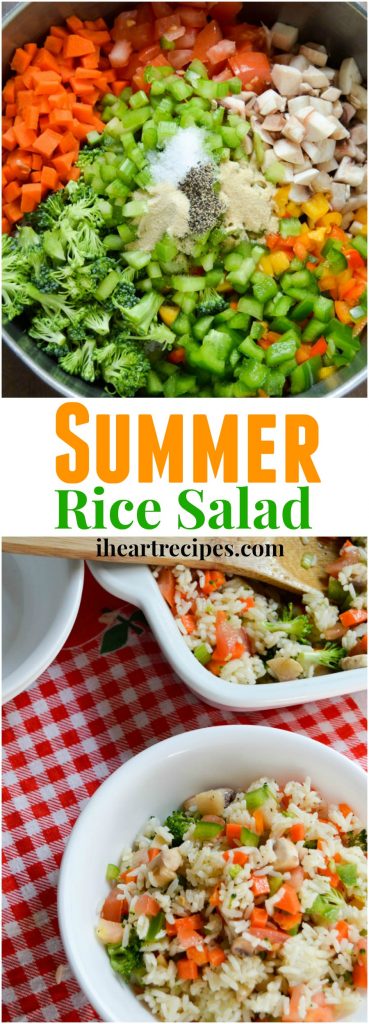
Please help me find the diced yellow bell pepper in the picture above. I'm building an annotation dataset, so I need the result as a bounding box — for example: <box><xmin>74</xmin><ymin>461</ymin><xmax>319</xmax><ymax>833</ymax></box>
<box><xmin>286</xmin><ymin>201</ymin><xmax>301</xmax><ymax>216</ymax></box>
<box><xmin>274</xmin><ymin>185</ymin><xmax>290</xmax><ymax>213</ymax></box>
<box><xmin>300</xmin><ymin>223</ymin><xmax>309</xmax><ymax>234</ymax></box>
<box><xmin>318</xmin><ymin>366</ymin><xmax>335</xmax><ymax>380</ymax></box>
<box><xmin>302</xmin><ymin>194</ymin><xmax>330</xmax><ymax>223</ymax></box>
<box><xmin>317</xmin><ymin>212</ymin><xmax>342</xmax><ymax>227</ymax></box>
<box><xmin>270</xmin><ymin>250</ymin><xmax>290</xmax><ymax>275</ymax></box>
<box><xmin>217</xmin><ymin>281</ymin><xmax>233</xmax><ymax>292</ymax></box>
<box><xmin>258</xmin><ymin>254</ymin><xmax>275</xmax><ymax>276</ymax></box>
<box><xmin>356</xmin><ymin>206</ymin><xmax>367</xmax><ymax>225</ymax></box>
<box><xmin>159</xmin><ymin>304</ymin><xmax>179</xmax><ymax>327</ymax></box>
<box><xmin>307</xmin><ymin>227</ymin><xmax>327</xmax><ymax>245</ymax></box>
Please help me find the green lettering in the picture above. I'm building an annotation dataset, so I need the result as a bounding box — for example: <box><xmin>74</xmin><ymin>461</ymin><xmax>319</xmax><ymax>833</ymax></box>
<box><xmin>56</xmin><ymin>489</ymin><xmax>89</xmax><ymax>529</ymax></box>
<box><xmin>177</xmin><ymin>489</ymin><xmax>205</xmax><ymax>530</ymax></box>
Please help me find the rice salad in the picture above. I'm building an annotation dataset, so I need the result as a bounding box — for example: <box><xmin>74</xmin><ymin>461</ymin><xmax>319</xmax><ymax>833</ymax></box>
<box><xmin>96</xmin><ymin>777</ymin><xmax>367</xmax><ymax>1022</ymax></box>
<box><xmin>153</xmin><ymin>539</ymin><xmax>367</xmax><ymax>686</ymax></box>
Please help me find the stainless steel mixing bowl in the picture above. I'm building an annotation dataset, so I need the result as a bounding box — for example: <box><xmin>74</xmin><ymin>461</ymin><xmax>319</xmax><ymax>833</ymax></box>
<box><xmin>2</xmin><ymin>2</ymin><xmax>367</xmax><ymax>398</ymax></box>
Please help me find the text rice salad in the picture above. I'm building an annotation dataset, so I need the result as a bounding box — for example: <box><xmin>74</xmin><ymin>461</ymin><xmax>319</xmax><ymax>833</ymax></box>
<box><xmin>96</xmin><ymin>777</ymin><xmax>367</xmax><ymax>1022</ymax></box>
<box><xmin>153</xmin><ymin>539</ymin><xmax>367</xmax><ymax>686</ymax></box>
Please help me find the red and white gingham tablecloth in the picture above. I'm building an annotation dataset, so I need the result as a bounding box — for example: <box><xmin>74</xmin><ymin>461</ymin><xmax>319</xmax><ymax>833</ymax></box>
<box><xmin>2</xmin><ymin>566</ymin><xmax>367</xmax><ymax>1022</ymax></box>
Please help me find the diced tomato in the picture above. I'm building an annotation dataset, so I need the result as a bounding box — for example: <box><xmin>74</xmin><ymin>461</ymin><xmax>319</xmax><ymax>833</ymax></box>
<box><xmin>109</xmin><ymin>39</ymin><xmax>132</xmax><ymax>68</ymax></box>
<box><xmin>125</xmin><ymin>21</ymin><xmax>155</xmax><ymax>50</ymax></box>
<box><xmin>249</xmin><ymin>925</ymin><xmax>288</xmax><ymax>944</ymax></box>
<box><xmin>168</xmin><ymin>48</ymin><xmax>193</xmax><ymax>69</ymax></box>
<box><xmin>207</xmin><ymin>39</ymin><xmax>236</xmax><ymax>66</ymax></box>
<box><xmin>326</xmin><ymin>546</ymin><xmax>361</xmax><ymax>577</ymax></box>
<box><xmin>212</xmin><ymin>611</ymin><xmax>246</xmax><ymax>663</ymax></box>
<box><xmin>175</xmin><ymin>28</ymin><xmax>196</xmax><ymax>49</ymax></box>
<box><xmin>101</xmin><ymin>889</ymin><xmax>128</xmax><ymax>922</ymax></box>
<box><xmin>192</xmin><ymin>20</ymin><xmax>223</xmax><ymax>61</ymax></box>
<box><xmin>157</xmin><ymin>567</ymin><xmax>176</xmax><ymax>612</ymax></box>
<box><xmin>177</xmin><ymin>929</ymin><xmax>205</xmax><ymax>950</ymax></box>
<box><xmin>210</xmin><ymin>3</ymin><xmax>243</xmax><ymax>23</ymax></box>
<box><xmin>251</xmin><ymin>875</ymin><xmax>270</xmax><ymax>898</ymax></box>
<box><xmin>176</xmin><ymin>5</ymin><xmax>207</xmax><ymax>28</ymax></box>
<box><xmin>154</xmin><ymin>13</ymin><xmax>182</xmax><ymax>39</ymax></box>
<box><xmin>135</xmin><ymin>894</ymin><xmax>161</xmax><ymax>917</ymax></box>
<box><xmin>351</xmin><ymin>634</ymin><xmax>367</xmax><ymax>656</ymax></box>
<box><xmin>229</xmin><ymin>49</ymin><xmax>271</xmax><ymax>90</ymax></box>
<box><xmin>345</xmin><ymin>248</ymin><xmax>366</xmax><ymax>271</ymax></box>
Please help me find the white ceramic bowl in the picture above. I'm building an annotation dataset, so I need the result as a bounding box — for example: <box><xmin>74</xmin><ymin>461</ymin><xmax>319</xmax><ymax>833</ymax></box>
<box><xmin>2</xmin><ymin>553</ymin><xmax>84</xmax><ymax>703</ymax></box>
<box><xmin>88</xmin><ymin>563</ymin><xmax>366</xmax><ymax>712</ymax></box>
<box><xmin>58</xmin><ymin>725</ymin><xmax>367</xmax><ymax>1023</ymax></box>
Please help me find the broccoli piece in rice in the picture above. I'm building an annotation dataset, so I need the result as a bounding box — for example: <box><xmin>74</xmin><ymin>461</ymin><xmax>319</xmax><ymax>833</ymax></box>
<box><xmin>343</xmin><ymin>829</ymin><xmax>367</xmax><ymax>852</ymax></box>
<box><xmin>164</xmin><ymin>809</ymin><xmax>196</xmax><ymax>847</ymax></box>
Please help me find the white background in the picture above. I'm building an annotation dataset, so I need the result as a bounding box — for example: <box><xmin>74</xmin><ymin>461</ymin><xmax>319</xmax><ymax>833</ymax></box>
<box><xmin>1</xmin><ymin>397</ymin><xmax>368</xmax><ymax>536</ymax></box>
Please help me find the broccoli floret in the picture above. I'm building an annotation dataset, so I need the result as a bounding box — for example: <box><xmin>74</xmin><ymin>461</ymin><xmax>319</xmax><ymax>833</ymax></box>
<box><xmin>266</xmin><ymin>604</ymin><xmax>312</xmax><ymax>643</ymax></box>
<box><xmin>146</xmin><ymin>323</ymin><xmax>175</xmax><ymax>349</ymax></box>
<box><xmin>107</xmin><ymin>928</ymin><xmax>143</xmax><ymax>981</ymax></box>
<box><xmin>297</xmin><ymin>643</ymin><xmax>344</xmax><ymax>672</ymax></box>
<box><xmin>2</xmin><ymin>235</ymin><xmax>34</xmax><ymax>322</ymax></box>
<box><xmin>88</xmin><ymin>257</ymin><xmax>117</xmax><ymax>284</ymax></box>
<box><xmin>25</xmin><ymin>189</ymin><xmax>67</xmax><ymax>231</ymax></box>
<box><xmin>29</xmin><ymin>314</ymin><xmax>68</xmax><ymax>347</ymax></box>
<box><xmin>120</xmin><ymin>291</ymin><xmax>162</xmax><ymax>334</ymax></box>
<box><xmin>196</xmin><ymin>289</ymin><xmax>228</xmax><ymax>317</ymax></box>
<box><xmin>164</xmin><ymin>809</ymin><xmax>196</xmax><ymax>846</ymax></box>
<box><xmin>83</xmin><ymin>306</ymin><xmax>112</xmax><ymax>336</ymax></box>
<box><xmin>100</xmin><ymin>339</ymin><xmax>150</xmax><ymax>396</ymax></box>
<box><xmin>111</xmin><ymin>280</ymin><xmax>138</xmax><ymax>312</ymax></box>
<box><xmin>59</xmin><ymin>347</ymin><xmax>84</xmax><ymax>377</ymax></box>
<box><xmin>343</xmin><ymin>829</ymin><xmax>367</xmax><ymax>852</ymax></box>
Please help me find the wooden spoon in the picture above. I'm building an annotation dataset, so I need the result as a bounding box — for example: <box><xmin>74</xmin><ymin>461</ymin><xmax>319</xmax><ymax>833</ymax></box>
<box><xmin>2</xmin><ymin>537</ymin><xmax>342</xmax><ymax>594</ymax></box>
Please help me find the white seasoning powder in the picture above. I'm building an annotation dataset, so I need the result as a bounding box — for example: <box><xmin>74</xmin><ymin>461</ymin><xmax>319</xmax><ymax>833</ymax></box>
<box><xmin>148</xmin><ymin>126</ymin><xmax>211</xmax><ymax>186</ymax></box>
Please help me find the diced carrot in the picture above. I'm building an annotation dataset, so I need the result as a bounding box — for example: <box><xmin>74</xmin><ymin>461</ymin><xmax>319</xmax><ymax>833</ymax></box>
<box><xmin>166</xmin><ymin>920</ymin><xmax>177</xmax><ymax>936</ymax></box>
<box><xmin>147</xmin><ymin>847</ymin><xmax>160</xmax><ymax>862</ymax></box>
<box><xmin>52</xmin><ymin>151</ymin><xmax>78</xmax><ymax>179</ymax></box>
<box><xmin>250</xmin><ymin>907</ymin><xmax>268</xmax><ymax>928</ymax></box>
<box><xmin>177</xmin><ymin>929</ymin><xmax>204</xmax><ymax>951</ymax></box>
<box><xmin>226</xmin><ymin>823</ymin><xmax>242</xmax><ymax>841</ymax></box>
<box><xmin>2</xmin><ymin>128</ymin><xmax>17</xmax><ymax>151</ymax></box>
<box><xmin>49</xmin><ymin>25</ymin><xmax>69</xmax><ymax>39</ymax></box>
<box><xmin>157</xmin><ymin>568</ymin><xmax>176</xmax><ymax>612</ymax></box>
<box><xmin>253</xmin><ymin>809</ymin><xmax>264</xmax><ymax>835</ymax></box>
<box><xmin>187</xmin><ymin>945</ymin><xmax>208</xmax><ymax>965</ymax></box>
<box><xmin>66</xmin><ymin>15</ymin><xmax>84</xmax><ymax>32</ymax></box>
<box><xmin>13</xmin><ymin>123</ymin><xmax>37</xmax><ymax>148</ymax></box>
<box><xmin>339</xmin><ymin>609</ymin><xmax>367</xmax><ymax>629</ymax></box>
<box><xmin>275</xmin><ymin>884</ymin><xmax>301</xmax><ymax>916</ymax></box>
<box><xmin>3</xmin><ymin>79</ymin><xmax>16</xmax><ymax>104</ymax></box>
<box><xmin>251</xmin><ymin>875</ymin><xmax>270</xmax><ymax>897</ymax></box>
<box><xmin>2</xmin><ymin>216</ymin><xmax>11</xmax><ymax>234</ymax></box>
<box><xmin>177</xmin><ymin>959</ymin><xmax>198</xmax><ymax>981</ymax></box>
<box><xmin>57</xmin><ymin>130</ymin><xmax>80</xmax><ymax>153</ymax></box>
<box><xmin>40</xmin><ymin>165</ymin><xmax>59</xmax><ymax>189</ymax></box>
<box><xmin>63</xmin><ymin>35</ymin><xmax>96</xmax><ymax>58</ymax></box>
<box><xmin>353</xmin><ymin>960</ymin><xmax>367</xmax><ymax>988</ymax></box>
<box><xmin>273</xmin><ymin>910</ymin><xmax>302</xmax><ymax>932</ymax></box>
<box><xmin>289</xmin><ymin>823</ymin><xmax>305</xmax><ymax>843</ymax></box>
<box><xmin>233</xmin><ymin>850</ymin><xmax>248</xmax><ymax>867</ymax></box>
<box><xmin>339</xmin><ymin>803</ymin><xmax>353</xmax><ymax>817</ymax></box>
<box><xmin>5</xmin><ymin>103</ymin><xmax>17</xmax><ymax>117</ymax></box>
<box><xmin>207</xmin><ymin>946</ymin><xmax>226</xmax><ymax>967</ymax></box>
<box><xmin>3</xmin><ymin>181</ymin><xmax>22</xmax><ymax>203</ymax></box>
<box><xmin>23</xmin><ymin>106</ymin><xmax>39</xmax><ymax>130</ymax></box>
<box><xmin>44</xmin><ymin>35</ymin><xmax>64</xmax><ymax>56</ymax></box>
<box><xmin>30</xmin><ymin>171</ymin><xmax>42</xmax><ymax>182</ymax></box>
<box><xmin>209</xmin><ymin>884</ymin><xmax>221</xmax><ymax>907</ymax></box>
<box><xmin>335</xmin><ymin>920</ymin><xmax>349</xmax><ymax>940</ymax></box>
<box><xmin>49</xmin><ymin>109</ymin><xmax>74</xmax><ymax>126</ymax></box>
<box><xmin>33</xmin><ymin>128</ymin><xmax>61</xmax><ymax>157</ymax></box>
<box><xmin>201</xmin><ymin>570</ymin><xmax>226</xmax><ymax>595</ymax></box>
<box><xmin>20</xmin><ymin>182</ymin><xmax>42</xmax><ymax>212</ymax></box>
<box><xmin>10</xmin><ymin>48</ymin><xmax>32</xmax><ymax>74</ymax></box>
<box><xmin>174</xmin><ymin>915</ymin><xmax>203</xmax><ymax>934</ymax></box>
<box><xmin>3</xmin><ymin>201</ymin><xmax>23</xmax><ymax>223</ymax></box>
<box><xmin>134</xmin><ymin>894</ymin><xmax>160</xmax><ymax>917</ymax></box>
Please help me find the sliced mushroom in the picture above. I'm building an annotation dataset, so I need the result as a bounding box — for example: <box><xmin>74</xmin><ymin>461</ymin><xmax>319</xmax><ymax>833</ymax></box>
<box><xmin>96</xmin><ymin>918</ymin><xmax>124</xmax><ymax>945</ymax></box>
<box><xmin>271</xmin><ymin>64</ymin><xmax>303</xmax><ymax>98</ymax></box>
<box><xmin>289</xmin><ymin>183</ymin><xmax>311</xmax><ymax>202</ymax></box>
<box><xmin>271</xmin><ymin>22</ymin><xmax>299</xmax><ymax>52</ymax></box>
<box><xmin>350</xmin><ymin>123</ymin><xmax>367</xmax><ymax>145</ymax></box>
<box><xmin>232</xmin><ymin>936</ymin><xmax>258</xmax><ymax>956</ymax></box>
<box><xmin>341</xmin><ymin>102</ymin><xmax>357</xmax><ymax>125</ymax></box>
<box><xmin>321</xmin><ymin>87</ymin><xmax>342</xmax><ymax>102</ymax></box>
<box><xmin>335</xmin><ymin>157</ymin><xmax>366</xmax><ymax>186</ymax></box>
<box><xmin>300</xmin><ymin>44</ymin><xmax>328</xmax><ymax>68</ymax></box>
<box><xmin>293</xmin><ymin>167</ymin><xmax>320</xmax><ymax>185</ymax></box>
<box><xmin>349</xmin><ymin>83</ymin><xmax>368</xmax><ymax>110</ymax></box>
<box><xmin>255</xmin><ymin>88</ymin><xmax>287</xmax><ymax>116</ymax></box>
<box><xmin>341</xmin><ymin>654</ymin><xmax>367</xmax><ymax>671</ymax></box>
<box><xmin>149</xmin><ymin>847</ymin><xmax>183</xmax><ymax>888</ymax></box>
<box><xmin>304</xmin><ymin>110</ymin><xmax>337</xmax><ymax>142</ymax></box>
<box><xmin>338</xmin><ymin>57</ymin><xmax>362</xmax><ymax>96</ymax></box>
<box><xmin>303</xmin><ymin>138</ymin><xmax>336</xmax><ymax>163</ymax></box>
<box><xmin>282</xmin><ymin>116</ymin><xmax>305</xmax><ymax>144</ymax></box>
<box><xmin>329</xmin><ymin>182</ymin><xmax>350</xmax><ymax>210</ymax></box>
<box><xmin>271</xmin><ymin>837</ymin><xmax>300</xmax><ymax>871</ymax></box>
<box><xmin>263</xmin><ymin>113</ymin><xmax>287</xmax><ymax>133</ymax></box>
<box><xmin>183</xmin><ymin>788</ymin><xmax>235</xmax><ymax>817</ymax></box>
<box><xmin>318</xmin><ymin>158</ymin><xmax>339</xmax><ymax>173</ymax></box>
<box><xmin>303</xmin><ymin>67</ymin><xmax>330</xmax><ymax>90</ymax></box>
<box><xmin>274</xmin><ymin>139</ymin><xmax>305</xmax><ymax>164</ymax></box>
<box><xmin>290</xmin><ymin>55</ymin><xmax>310</xmax><ymax>72</ymax></box>
<box><xmin>267</xmin><ymin>656</ymin><xmax>304</xmax><ymax>682</ymax></box>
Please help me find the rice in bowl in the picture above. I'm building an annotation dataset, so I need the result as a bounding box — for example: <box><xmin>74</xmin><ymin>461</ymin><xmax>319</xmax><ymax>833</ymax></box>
<box><xmin>152</xmin><ymin>540</ymin><xmax>367</xmax><ymax>687</ymax></box>
<box><xmin>96</xmin><ymin>777</ymin><xmax>367</xmax><ymax>1022</ymax></box>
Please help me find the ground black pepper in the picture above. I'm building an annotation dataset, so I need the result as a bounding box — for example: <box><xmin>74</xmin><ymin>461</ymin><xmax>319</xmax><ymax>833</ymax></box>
<box><xmin>178</xmin><ymin>162</ymin><xmax>223</xmax><ymax>235</ymax></box>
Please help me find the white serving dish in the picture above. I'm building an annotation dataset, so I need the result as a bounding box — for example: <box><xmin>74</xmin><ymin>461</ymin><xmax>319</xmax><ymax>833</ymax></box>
<box><xmin>58</xmin><ymin>724</ymin><xmax>367</xmax><ymax>1024</ymax></box>
<box><xmin>2</xmin><ymin>553</ymin><xmax>84</xmax><ymax>703</ymax></box>
<box><xmin>88</xmin><ymin>563</ymin><xmax>366</xmax><ymax>712</ymax></box>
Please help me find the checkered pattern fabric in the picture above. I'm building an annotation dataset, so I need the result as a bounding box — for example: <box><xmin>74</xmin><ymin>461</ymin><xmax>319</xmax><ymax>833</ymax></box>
<box><xmin>2</xmin><ymin>567</ymin><xmax>367</xmax><ymax>1022</ymax></box>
